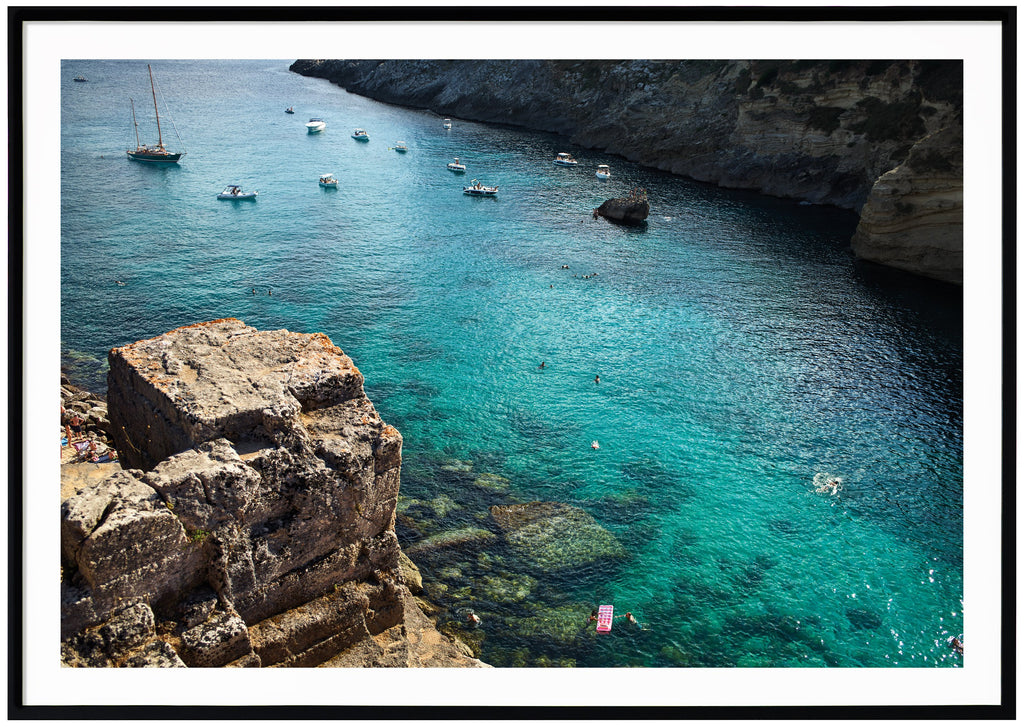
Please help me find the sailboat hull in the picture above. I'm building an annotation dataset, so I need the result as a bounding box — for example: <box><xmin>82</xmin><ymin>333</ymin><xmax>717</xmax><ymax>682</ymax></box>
<box><xmin>127</xmin><ymin>149</ymin><xmax>184</xmax><ymax>163</ymax></box>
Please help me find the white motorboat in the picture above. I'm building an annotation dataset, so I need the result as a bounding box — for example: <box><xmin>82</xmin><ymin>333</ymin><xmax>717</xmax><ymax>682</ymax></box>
<box><xmin>463</xmin><ymin>179</ymin><xmax>498</xmax><ymax>196</ymax></box>
<box><xmin>447</xmin><ymin>157</ymin><xmax>466</xmax><ymax>173</ymax></box>
<box><xmin>319</xmin><ymin>173</ymin><xmax>339</xmax><ymax>188</ymax></box>
<box><xmin>393</xmin><ymin>141</ymin><xmax>409</xmax><ymax>153</ymax></box>
<box><xmin>305</xmin><ymin>118</ymin><xmax>326</xmax><ymax>133</ymax></box>
<box><xmin>553</xmin><ymin>152</ymin><xmax>578</xmax><ymax>167</ymax></box>
<box><xmin>217</xmin><ymin>184</ymin><xmax>258</xmax><ymax>200</ymax></box>
<box><xmin>443</xmin><ymin>118</ymin><xmax>452</xmax><ymax>129</ymax></box>
<box><xmin>595</xmin><ymin>164</ymin><xmax>611</xmax><ymax>179</ymax></box>
<box><xmin>351</xmin><ymin>128</ymin><xmax>369</xmax><ymax>141</ymax></box>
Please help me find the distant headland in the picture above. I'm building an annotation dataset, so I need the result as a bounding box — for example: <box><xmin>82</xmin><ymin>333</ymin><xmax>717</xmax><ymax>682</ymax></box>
<box><xmin>290</xmin><ymin>59</ymin><xmax>963</xmax><ymax>285</ymax></box>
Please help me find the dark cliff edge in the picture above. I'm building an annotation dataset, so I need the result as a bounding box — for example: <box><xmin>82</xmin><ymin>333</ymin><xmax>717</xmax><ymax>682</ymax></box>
<box><xmin>290</xmin><ymin>59</ymin><xmax>963</xmax><ymax>285</ymax></box>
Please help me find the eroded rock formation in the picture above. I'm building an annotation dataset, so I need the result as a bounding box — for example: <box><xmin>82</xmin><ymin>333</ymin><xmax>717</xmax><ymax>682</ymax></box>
<box><xmin>595</xmin><ymin>189</ymin><xmax>650</xmax><ymax>226</ymax></box>
<box><xmin>851</xmin><ymin>124</ymin><xmax>963</xmax><ymax>284</ymax></box>
<box><xmin>290</xmin><ymin>59</ymin><xmax>963</xmax><ymax>283</ymax></box>
<box><xmin>61</xmin><ymin>319</ymin><xmax>487</xmax><ymax>668</ymax></box>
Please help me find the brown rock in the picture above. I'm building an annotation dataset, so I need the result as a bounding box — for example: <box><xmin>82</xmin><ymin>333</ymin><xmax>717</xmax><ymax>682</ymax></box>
<box><xmin>62</xmin><ymin>320</ymin><xmax>482</xmax><ymax>668</ymax></box>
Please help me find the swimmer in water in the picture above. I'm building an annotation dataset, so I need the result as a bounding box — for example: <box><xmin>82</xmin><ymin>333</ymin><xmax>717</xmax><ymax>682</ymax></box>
<box><xmin>591</xmin><ymin>441</ymin><xmax>600</xmax><ymax>450</ymax></box>
<box><xmin>539</xmin><ymin>362</ymin><xmax>546</xmax><ymax>369</ymax></box>
<box><xmin>815</xmin><ymin>475</ymin><xmax>842</xmax><ymax>495</ymax></box>
<box><xmin>467</xmin><ymin>611</ymin><xmax>482</xmax><ymax>627</ymax></box>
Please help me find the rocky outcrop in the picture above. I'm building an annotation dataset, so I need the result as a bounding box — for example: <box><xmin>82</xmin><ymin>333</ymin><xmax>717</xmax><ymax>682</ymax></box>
<box><xmin>61</xmin><ymin>319</ymin><xmax>486</xmax><ymax>668</ymax></box>
<box><xmin>595</xmin><ymin>189</ymin><xmax>650</xmax><ymax>226</ymax></box>
<box><xmin>290</xmin><ymin>59</ymin><xmax>963</xmax><ymax>283</ymax></box>
<box><xmin>61</xmin><ymin>373</ymin><xmax>112</xmax><ymax>443</ymax></box>
<box><xmin>851</xmin><ymin>123</ymin><xmax>963</xmax><ymax>284</ymax></box>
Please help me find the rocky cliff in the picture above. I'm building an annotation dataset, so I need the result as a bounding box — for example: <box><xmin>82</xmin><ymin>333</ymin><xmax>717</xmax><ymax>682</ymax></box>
<box><xmin>61</xmin><ymin>319</ymin><xmax>487</xmax><ymax>668</ymax></box>
<box><xmin>290</xmin><ymin>59</ymin><xmax>963</xmax><ymax>284</ymax></box>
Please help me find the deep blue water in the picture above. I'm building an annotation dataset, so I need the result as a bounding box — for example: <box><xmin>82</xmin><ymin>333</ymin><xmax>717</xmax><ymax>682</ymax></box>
<box><xmin>61</xmin><ymin>59</ymin><xmax>963</xmax><ymax>668</ymax></box>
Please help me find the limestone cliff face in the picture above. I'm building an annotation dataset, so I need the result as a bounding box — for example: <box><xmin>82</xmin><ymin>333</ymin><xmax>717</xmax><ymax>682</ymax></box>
<box><xmin>851</xmin><ymin>124</ymin><xmax>963</xmax><ymax>284</ymax></box>
<box><xmin>290</xmin><ymin>59</ymin><xmax>963</xmax><ymax>283</ymax></box>
<box><xmin>61</xmin><ymin>319</ymin><xmax>486</xmax><ymax>668</ymax></box>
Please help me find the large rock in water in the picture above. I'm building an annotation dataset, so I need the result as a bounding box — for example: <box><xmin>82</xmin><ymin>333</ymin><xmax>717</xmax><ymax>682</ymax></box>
<box><xmin>62</xmin><ymin>319</ymin><xmax>486</xmax><ymax>668</ymax></box>
<box><xmin>596</xmin><ymin>194</ymin><xmax>650</xmax><ymax>226</ymax></box>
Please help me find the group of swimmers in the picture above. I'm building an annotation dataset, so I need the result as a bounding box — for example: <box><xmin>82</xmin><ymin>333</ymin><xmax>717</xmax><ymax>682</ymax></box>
<box><xmin>588</xmin><ymin>609</ymin><xmax>644</xmax><ymax>629</ymax></box>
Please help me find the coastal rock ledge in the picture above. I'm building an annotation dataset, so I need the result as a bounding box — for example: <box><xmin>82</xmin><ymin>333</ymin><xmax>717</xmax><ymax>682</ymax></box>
<box><xmin>61</xmin><ymin>318</ymin><xmax>488</xmax><ymax>668</ymax></box>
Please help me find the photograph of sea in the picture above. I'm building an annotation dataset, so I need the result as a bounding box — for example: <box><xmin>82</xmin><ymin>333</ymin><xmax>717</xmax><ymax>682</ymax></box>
<box><xmin>56</xmin><ymin>57</ymin><xmax>967</xmax><ymax>673</ymax></box>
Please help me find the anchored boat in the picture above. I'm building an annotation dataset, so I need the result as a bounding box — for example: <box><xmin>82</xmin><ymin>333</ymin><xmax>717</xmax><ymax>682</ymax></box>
<box><xmin>463</xmin><ymin>179</ymin><xmax>498</xmax><ymax>196</ymax></box>
<box><xmin>553</xmin><ymin>152</ymin><xmax>578</xmax><ymax>167</ymax></box>
<box><xmin>217</xmin><ymin>185</ymin><xmax>258</xmax><ymax>200</ymax></box>
<box><xmin>319</xmin><ymin>173</ymin><xmax>339</xmax><ymax>188</ymax></box>
<box><xmin>351</xmin><ymin>128</ymin><xmax>369</xmax><ymax>141</ymax></box>
<box><xmin>447</xmin><ymin>157</ymin><xmax>467</xmax><ymax>173</ymax></box>
<box><xmin>305</xmin><ymin>118</ymin><xmax>326</xmax><ymax>133</ymax></box>
<box><xmin>126</xmin><ymin>64</ymin><xmax>185</xmax><ymax>164</ymax></box>
<box><xmin>596</xmin><ymin>164</ymin><xmax>611</xmax><ymax>179</ymax></box>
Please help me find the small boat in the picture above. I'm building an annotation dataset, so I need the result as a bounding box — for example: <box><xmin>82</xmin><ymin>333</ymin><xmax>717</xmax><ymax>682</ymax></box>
<box><xmin>595</xmin><ymin>164</ymin><xmax>611</xmax><ymax>179</ymax></box>
<box><xmin>443</xmin><ymin>118</ymin><xmax>452</xmax><ymax>129</ymax></box>
<box><xmin>463</xmin><ymin>179</ymin><xmax>498</xmax><ymax>196</ymax></box>
<box><xmin>447</xmin><ymin>157</ymin><xmax>466</xmax><ymax>173</ymax></box>
<box><xmin>393</xmin><ymin>141</ymin><xmax>409</xmax><ymax>153</ymax></box>
<box><xmin>305</xmin><ymin>118</ymin><xmax>326</xmax><ymax>133</ymax></box>
<box><xmin>285</xmin><ymin>106</ymin><xmax>295</xmax><ymax>114</ymax></box>
<box><xmin>73</xmin><ymin>75</ymin><xmax>88</xmax><ymax>82</ymax></box>
<box><xmin>319</xmin><ymin>173</ymin><xmax>339</xmax><ymax>188</ymax></box>
<box><xmin>351</xmin><ymin>128</ymin><xmax>369</xmax><ymax>141</ymax></box>
<box><xmin>127</xmin><ymin>64</ymin><xmax>185</xmax><ymax>164</ymax></box>
<box><xmin>217</xmin><ymin>184</ymin><xmax>258</xmax><ymax>200</ymax></box>
<box><xmin>553</xmin><ymin>152</ymin><xmax>578</xmax><ymax>167</ymax></box>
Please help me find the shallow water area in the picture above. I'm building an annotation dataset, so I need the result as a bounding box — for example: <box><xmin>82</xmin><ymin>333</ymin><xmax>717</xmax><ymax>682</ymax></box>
<box><xmin>60</xmin><ymin>60</ymin><xmax>963</xmax><ymax>668</ymax></box>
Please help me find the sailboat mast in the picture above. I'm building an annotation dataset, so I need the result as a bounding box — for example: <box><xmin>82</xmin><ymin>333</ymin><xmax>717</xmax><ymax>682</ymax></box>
<box><xmin>130</xmin><ymin>98</ymin><xmax>141</xmax><ymax>148</ymax></box>
<box><xmin>148</xmin><ymin>64</ymin><xmax>165</xmax><ymax>150</ymax></box>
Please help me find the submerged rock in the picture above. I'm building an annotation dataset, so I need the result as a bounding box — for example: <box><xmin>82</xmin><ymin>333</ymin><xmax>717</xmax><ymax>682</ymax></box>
<box><xmin>473</xmin><ymin>472</ymin><xmax>511</xmax><ymax>493</ymax></box>
<box><xmin>404</xmin><ymin>526</ymin><xmax>498</xmax><ymax>557</ymax></box>
<box><xmin>489</xmin><ymin>502</ymin><xmax>626</xmax><ymax>572</ymax></box>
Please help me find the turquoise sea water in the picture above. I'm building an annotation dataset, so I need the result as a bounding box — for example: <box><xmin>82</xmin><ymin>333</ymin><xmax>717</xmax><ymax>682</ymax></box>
<box><xmin>60</xmin><ymin>59</ymin><xmax>963</xmax><ymax>668</ymax></box>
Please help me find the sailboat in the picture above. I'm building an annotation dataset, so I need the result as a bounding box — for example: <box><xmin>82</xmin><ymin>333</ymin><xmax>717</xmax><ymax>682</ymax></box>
<box><xmin>127</xmin><ymin>64</ymin><xmax>185</xmax><ymax>163</ymax></box>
